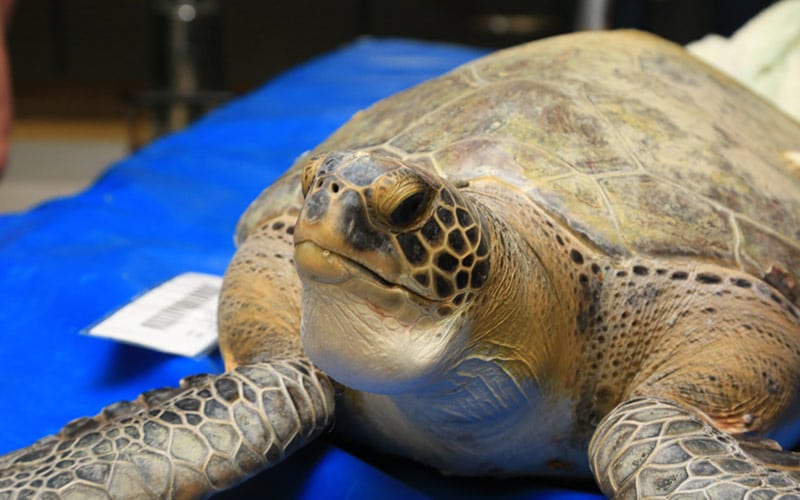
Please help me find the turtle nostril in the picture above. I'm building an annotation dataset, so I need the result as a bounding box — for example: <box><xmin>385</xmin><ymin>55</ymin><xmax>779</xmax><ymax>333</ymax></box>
<box><xmin>331</xmin><ymin>182</ymin><xmax>340</xmax><ymax>193</ymax></box>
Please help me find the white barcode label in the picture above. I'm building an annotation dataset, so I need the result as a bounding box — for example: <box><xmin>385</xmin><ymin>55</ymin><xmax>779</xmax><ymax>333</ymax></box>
<box><xmin>86</xmin><ymin>272</ymin><xmax>223</xmax><ymax>357</ymax></box>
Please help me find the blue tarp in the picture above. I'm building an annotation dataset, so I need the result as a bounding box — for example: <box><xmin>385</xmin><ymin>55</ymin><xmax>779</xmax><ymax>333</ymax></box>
<box><xmin>0</xmin><ymin>38</ymin><xmax>603</xmax><ymax>498</ymax></box>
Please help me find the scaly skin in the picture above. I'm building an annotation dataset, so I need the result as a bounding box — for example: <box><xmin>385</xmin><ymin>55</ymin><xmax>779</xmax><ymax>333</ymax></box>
<box><xmin>590</xmin><ymin>398</ymin><xmax>800</xmax><ymax>499</ymax></box>
<box><xmin>0</xmin><ymin>360</ymin><xmax>334</xmax><ymax>499</ymax></box>
<box><xmin>0</xmin><ymin>211</ymin><xmax>333</xmax><ymax>499</ymax></box>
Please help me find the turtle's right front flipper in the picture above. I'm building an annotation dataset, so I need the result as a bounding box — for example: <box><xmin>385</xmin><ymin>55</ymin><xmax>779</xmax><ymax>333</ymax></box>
<box><xmin>0</xmin><ymin>358</ymin><xmax>334</xmax><ymax>498</ymax></box>
<box><xmin>0</xmin><ymin>207</ymin><xmax>334</xmax><ymax>499</ymax></box>
<box><xmin>589</xmin><ymin>397</ymin><xmax>800</xmax><ymax>499</ymax></box>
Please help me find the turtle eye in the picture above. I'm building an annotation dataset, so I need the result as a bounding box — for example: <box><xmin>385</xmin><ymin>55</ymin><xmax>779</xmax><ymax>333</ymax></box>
<box><xmin>301</xmin><ymin>153</ymin><xmax>327</xmax><ymax>197</ymax></box>
<box><xmin>389</xmin><ymin>192</ymin><xmax>428</xmax><ymax>227</ymax></box>
<box><xmin>375</xmin><ymin>172</ymin><xmax>431</xmax><ymax>229</ymax></box>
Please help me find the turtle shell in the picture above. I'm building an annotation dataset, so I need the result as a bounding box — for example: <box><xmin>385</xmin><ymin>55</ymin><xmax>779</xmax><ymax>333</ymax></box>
<box><xmin>239</xmin><ymin>31</ymin><xmax>800</xmax><ymax>292</ymax></box>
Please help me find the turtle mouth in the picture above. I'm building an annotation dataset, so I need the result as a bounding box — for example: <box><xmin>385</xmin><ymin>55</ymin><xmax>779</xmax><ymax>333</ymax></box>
<box><xmin>295</xmin><ymin>241</ymin><xmax>430</xmax><ymax>301</ymax></box>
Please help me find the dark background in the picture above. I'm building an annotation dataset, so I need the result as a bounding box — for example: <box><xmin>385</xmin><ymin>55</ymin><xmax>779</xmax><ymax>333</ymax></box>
<box><xmin>7</xmin><ymin>0</ymin><xmax>777</xmax><ymax>124</ymax></box>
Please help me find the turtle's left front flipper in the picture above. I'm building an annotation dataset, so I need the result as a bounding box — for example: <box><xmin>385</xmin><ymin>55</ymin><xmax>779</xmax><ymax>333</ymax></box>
<box><xmin>589</xmin><ymin>397</ymin><xmax>800</xmax><ymax>499</ymax></box>
<box><xmin>0</xmin><ymin>358</ymin><xmax>334</xmax><ymax>499</ymax></box>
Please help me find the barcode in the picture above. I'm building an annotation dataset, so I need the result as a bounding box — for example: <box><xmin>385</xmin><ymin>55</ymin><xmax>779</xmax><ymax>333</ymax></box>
<box><xmin>142</xmin><ymin>284</ymin><xmax>219</xmax><ymax>330</ymax></box>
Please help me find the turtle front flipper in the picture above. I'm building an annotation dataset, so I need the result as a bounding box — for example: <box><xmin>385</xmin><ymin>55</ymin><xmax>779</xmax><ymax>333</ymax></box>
<box><xmin>0</xmin><ymin>207</ymin><xmax>334</xmax><ymax>498</ymax></box>
<box><xmin>589</xmin><ymin>398</ymin><xmax>800</xmax><ymax>499</ymax></box>
<box><xmin>0</xmin><ymin>358</ymin><xmax>334</xmax><ymax>498</ymax></box>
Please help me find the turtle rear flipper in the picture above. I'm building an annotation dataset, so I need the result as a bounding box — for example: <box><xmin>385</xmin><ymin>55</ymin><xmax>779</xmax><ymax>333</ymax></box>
<box><xmin>589</xmin><ymin>398</ymin><xmax>800</xmax><ymax>499</ymax></box>
<box><xmin>0</xmin><ymin>359</ymin><xmax>334</xmax><ymax>498</ymax></box>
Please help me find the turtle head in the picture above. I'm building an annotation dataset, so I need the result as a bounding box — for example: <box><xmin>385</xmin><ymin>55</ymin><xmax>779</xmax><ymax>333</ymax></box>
<box><xmin>293</xmin><ymin>150</ymin><xmax>491</xmax><ymax>393</ymax></box>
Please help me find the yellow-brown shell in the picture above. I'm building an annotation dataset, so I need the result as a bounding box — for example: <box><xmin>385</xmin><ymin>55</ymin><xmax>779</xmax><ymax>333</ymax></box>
<box><xmin>239</xmin><ymin>30</ymin><xmax>800</xmax><ymax>285</ymax></box>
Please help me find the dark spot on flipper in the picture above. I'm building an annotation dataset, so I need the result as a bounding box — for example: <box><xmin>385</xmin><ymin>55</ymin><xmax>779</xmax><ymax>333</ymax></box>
<box><xmin>159</xmin><ymin>411</ymin><xmax>182</xmax><ymax>424</ymax></box>
<box><xmin>75</xmin><ymin>463</ymin><xmax>111</xmax><ymax>484</ymax></box>
<box><xmin>271</xmin><ymin>221</ymin><xmax>284</xmax><ymax>230</ymax></box>
<box><xmin>632</xmin><ymin>265</ymin><xmax>649</xmax><ymax>276</ymax></box>
<box><xmin>46</xmin><ymin>472</ymin><xmax>72</xmax><ymax>489</ymax></box>
<box><xmin>182</xmin><ymin>373</ymin><xmax>214</xmax><ymax>388</ymax></box>
<box><xmin>214</xmin><ymin>377</ymin><xmax>240</xmax><ymax>402</ymax></box>
<box><xmin>124</xmin><ymin>426</ymin><xmax>141</xmax><ymax>439</ymax></box>
<box><xmin>731</xmin><ymin>277</ymin><xmax>752</xmax><ymax>288</ymax></box>
<box><xmin>92</xmin><ymin>439</ymin><xmax>114</xmax><ymax>456</ymax></box>
<box><xmin>696</xmin><ymin>273</ymin><xmax>722</xmax><ymax>284</ymax></box>
<box><xmin>142</xmin><ymin>421</ymin><xmax>169</xmax><ymax>450</ymax></box>
<box><xmin>265</xmin><ymin>442</ymin><xmax>282</xmax><ymax>464</ymax></box>
<box><xmin>142</xmin><ymin>387</ymin><xmax>183</xmax><ymax>406</ymax></box>
<box><xmin>14</xmin><ymin>448</ymin><xmax>52</xmax><ymax>464</ymax></box>
<box><xmin>570</xmin><ymin>249</ymin><xmax>584</xmax><ymax>265</ymax></box>
<box><xmin>556</xmin><ymin>234</ymin><xmax>564</xmax><ymax>246</ymax></box>
<box><xmin>75</xmin><ymin>432</ymin><xmax>102</xmax><ymax>448</ymax></box>
<box><xmin>61</xmin><ymin>416</ymin><xmax>101</xmax><ymax>438</ymax></box>
<box><xmin>204</xmin><ymin>399</ymin><xmax>229</xmax><ymax>420</ymax></box>
<box><xmin>671</xmin><ymin>271</ymin><xmax>689</xmax><ymax>280</ymax></box>
<box><xmin>286</xmin><ymin>225</ymin><xmax>295</xmax><ymax>235</ymax></box>
<box><xmin>288</xmin><ymin>360</ymin><xmax>311</xmax><ymax>376</ymax></box>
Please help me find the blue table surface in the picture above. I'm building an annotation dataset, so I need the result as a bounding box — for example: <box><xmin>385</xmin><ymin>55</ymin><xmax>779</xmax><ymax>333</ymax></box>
<box><xmin>3</xmin><ymin>36</ymin><xmax>788</xmax><ymax>499</ymax></box>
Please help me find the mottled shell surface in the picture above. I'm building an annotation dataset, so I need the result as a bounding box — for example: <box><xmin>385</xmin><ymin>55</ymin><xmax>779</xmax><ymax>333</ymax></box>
<box><xmin>240</xmin><ymin>30</ymin><xmax>800</xmax><ymax>283</ymax></box>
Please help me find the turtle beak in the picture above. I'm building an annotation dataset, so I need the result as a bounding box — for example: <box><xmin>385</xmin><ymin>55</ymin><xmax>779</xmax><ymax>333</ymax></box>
<box><xmin>294</xmin><ymin>241</ymin><xmax>351</xmax><ymax>285</ymax></box>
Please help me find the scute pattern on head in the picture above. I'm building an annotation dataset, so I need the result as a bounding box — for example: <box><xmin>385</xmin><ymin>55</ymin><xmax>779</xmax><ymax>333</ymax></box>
<box><xmin>396</xmin><ymin>184</ymin><xmax>490</xmax><ymax>308</ymax></box>
<box><xmin>295</xmin><ymin>150</ymin><xmax>492</xmax><ymax>313</ymax></box>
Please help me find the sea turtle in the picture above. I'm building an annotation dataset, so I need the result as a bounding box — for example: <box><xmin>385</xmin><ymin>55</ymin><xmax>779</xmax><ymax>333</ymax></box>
<box><xmin>3</xmin><ymin>29</ymin><xmax>800</xmax><ymax>499</ymax></box>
